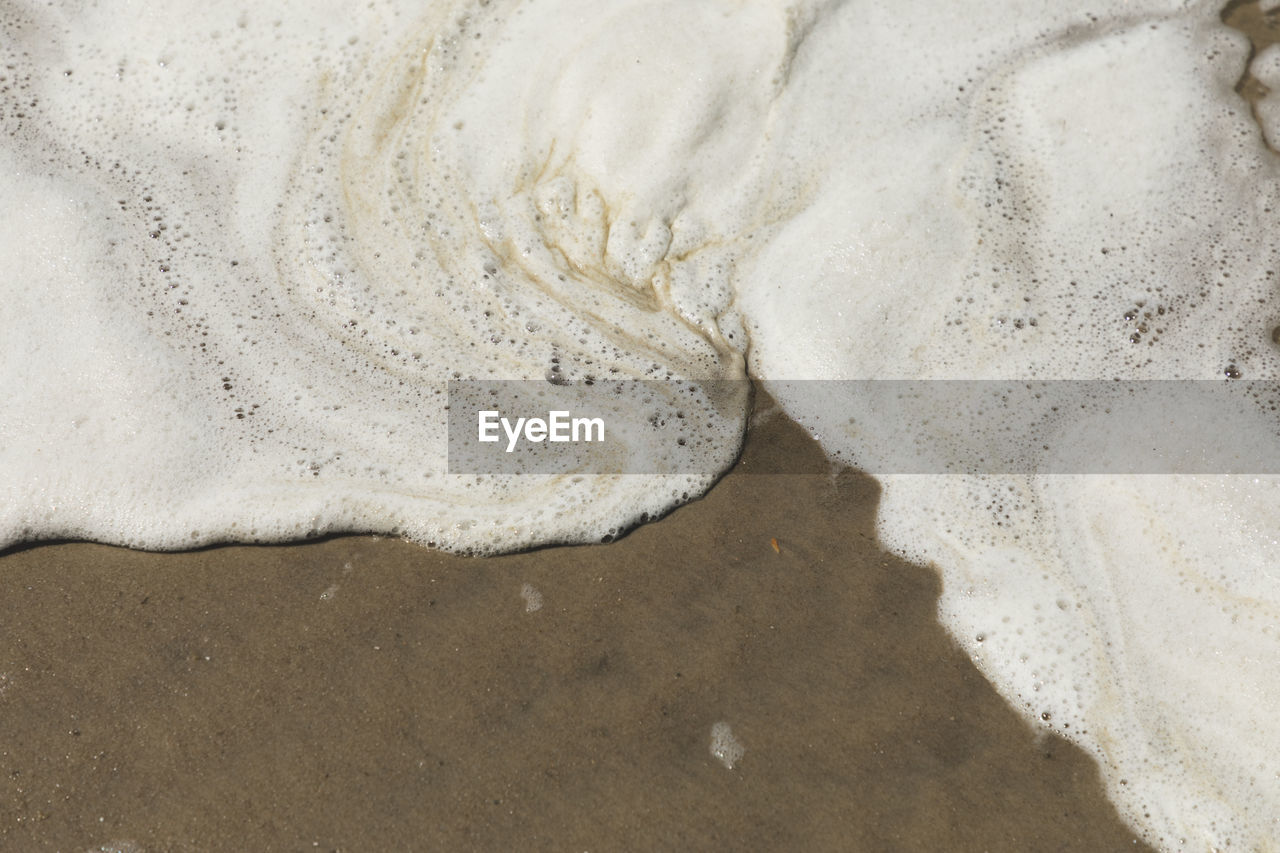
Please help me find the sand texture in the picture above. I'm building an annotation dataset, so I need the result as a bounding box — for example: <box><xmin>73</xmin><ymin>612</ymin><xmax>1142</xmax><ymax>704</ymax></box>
<box><xmin>0</xmin><ymin>401</ymin><xmax>1149</xmax><ymax>851</ymax></box>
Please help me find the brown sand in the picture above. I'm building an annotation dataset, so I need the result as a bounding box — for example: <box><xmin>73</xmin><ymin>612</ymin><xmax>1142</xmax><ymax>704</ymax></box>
<box><xmin>0</xmin><ymin>398</ymin><xmax>1150</xmax><ymax>852</ymax></box>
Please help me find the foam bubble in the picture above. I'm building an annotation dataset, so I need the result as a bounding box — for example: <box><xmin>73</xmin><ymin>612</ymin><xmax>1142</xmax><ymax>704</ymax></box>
<box><xmin>520</xmin><ymin>583</ymin><xmax>543</xmax><ymax>613</ymax></box>
<box><xmin>709</xmin><ymin>721</ymin><xmax>745</xmax><ymax>770</ymax></box>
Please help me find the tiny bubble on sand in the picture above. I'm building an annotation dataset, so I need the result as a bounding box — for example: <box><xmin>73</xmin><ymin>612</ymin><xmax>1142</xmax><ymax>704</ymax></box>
<box><xmin>710</xmin><ymin>721</ymin><xmax>744</xmax><ymax>769</ymax></box>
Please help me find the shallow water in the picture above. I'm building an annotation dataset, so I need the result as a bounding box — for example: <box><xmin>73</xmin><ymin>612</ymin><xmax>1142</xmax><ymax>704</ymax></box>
<box><xmin>0</xmin><ymin>404</ymin><xmax>1149</xmax><ymax>851</ymax></box>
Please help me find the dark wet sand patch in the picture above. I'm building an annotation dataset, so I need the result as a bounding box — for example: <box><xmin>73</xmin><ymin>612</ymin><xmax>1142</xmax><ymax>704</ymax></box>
<box><xmin>0</xmin><ymin>402</ymin><xmax>1149</xmax><ymax>852</ymax></box>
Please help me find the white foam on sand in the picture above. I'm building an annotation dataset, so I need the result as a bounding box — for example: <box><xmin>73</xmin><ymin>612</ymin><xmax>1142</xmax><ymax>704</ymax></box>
<box><xmin>1256</xmin><ymin>43</ymin><xmax>1280</xmax><ymax>146</ymax></box>
<box><xmin>4</xmin><ymin>0</ymin><xmax>1280</xmax><ymax>847</ymax></box>
<box><xmin>0</xmin><ymin>0</ymin><xmax>755</xmax><ymax>555</ymax></box>
<box><xmin>709</xmin><ymin>721</ymin><xmax>745</xmax><ymax>770</ymax></box>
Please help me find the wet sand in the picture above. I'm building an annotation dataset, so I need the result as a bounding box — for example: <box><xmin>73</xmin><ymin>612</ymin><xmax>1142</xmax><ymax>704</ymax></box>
<box><xmin>0</xmin><ymin>397</ymin><xmax>1150</xmax><ymax>852</ymax></box>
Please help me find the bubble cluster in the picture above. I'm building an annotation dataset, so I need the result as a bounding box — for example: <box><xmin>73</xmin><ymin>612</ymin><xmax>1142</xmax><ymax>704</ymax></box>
<box><xmin>519</xmin><ymin>583</ymin><xmax>543</xmax><ymax>613</ymax></box>
<box><xmin>709</xmin><ymin>721</ymin><xmax>745</xmax><ymax>770</ymax></box>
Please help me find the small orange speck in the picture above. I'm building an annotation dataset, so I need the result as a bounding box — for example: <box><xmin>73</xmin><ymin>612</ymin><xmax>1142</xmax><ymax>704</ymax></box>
<box><xmin>770</xmin><ymin>537</ymin><xmax>780</xmax><ymax>554</ymax></box>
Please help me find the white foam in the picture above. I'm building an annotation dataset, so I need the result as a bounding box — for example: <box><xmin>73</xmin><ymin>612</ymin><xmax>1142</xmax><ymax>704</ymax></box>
<box><xmin>5</xmin><ymin>0</ymin><xmax>1279</xmax><ymax>848</ymax></box>
<box><xmin>741</xmin><ymin>3</ymin><xmax>1280</xmax><ymax>848</ymax></box>
<box><xmin>520</xmin><ymin>583</ymin><xmax>543</xmax><ymax>613</ymax></box>
<box><xmin>0</xmin><ymin>0</ymin><xmax>757</xmax><ymax>555</ymax></box>
<box><xmin>709</xmin><ymin>721</ymin><xmax>745</xmax><ymax>770</ymax></box>
<box><xmin>1255</xmin><ymin>44</ymin><xmax>1280</xmax><ymax>147</ymax></box>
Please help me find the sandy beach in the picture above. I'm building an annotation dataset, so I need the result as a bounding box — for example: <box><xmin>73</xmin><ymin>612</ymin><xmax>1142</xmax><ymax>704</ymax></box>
<box><xmin>0</xmin><ymin>395</ymin><xmax>1149</xmax><ymax>851</ymax></box>
<box><xmin>3</xmin><ymin>4</ymin><xmax>1276</xmax><ymax>849</ymax></box>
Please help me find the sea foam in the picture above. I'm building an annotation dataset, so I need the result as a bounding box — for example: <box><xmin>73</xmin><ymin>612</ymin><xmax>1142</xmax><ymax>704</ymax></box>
<box><xmin>3</xmin><ymin>0</ymin><xmax>1279</xmax><ymax>847</ymax></box>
